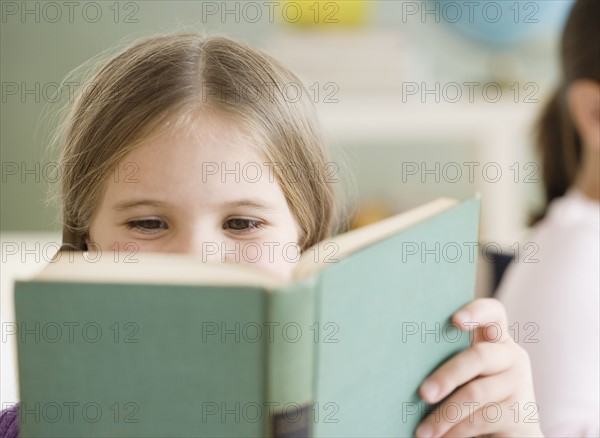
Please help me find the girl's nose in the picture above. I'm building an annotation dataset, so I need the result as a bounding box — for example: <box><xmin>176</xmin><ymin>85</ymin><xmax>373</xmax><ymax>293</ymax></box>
<box><xmin>170</xmin><ymin>231</ymin><xmax>233</xmax><ymax>264</ymax></box>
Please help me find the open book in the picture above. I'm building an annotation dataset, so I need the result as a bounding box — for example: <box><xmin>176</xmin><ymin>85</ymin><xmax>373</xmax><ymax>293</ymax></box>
<box><xmin>14</xmin><ymin>196</ymin><xmax>480</xmax><ymax>437</ymax></box>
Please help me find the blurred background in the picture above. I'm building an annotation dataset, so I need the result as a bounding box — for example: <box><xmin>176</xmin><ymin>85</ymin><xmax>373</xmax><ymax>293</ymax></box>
<box><xmin>1</xmin><ymin>0</ymin><xmax>575</xmax><ymax>404</ymax></box>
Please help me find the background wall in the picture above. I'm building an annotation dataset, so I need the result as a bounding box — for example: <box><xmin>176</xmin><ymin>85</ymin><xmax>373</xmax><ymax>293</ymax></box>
<box><xmin>1</xmin><ymin>0</ymin><xmax>574</xmax><ymax>233</ymax></box>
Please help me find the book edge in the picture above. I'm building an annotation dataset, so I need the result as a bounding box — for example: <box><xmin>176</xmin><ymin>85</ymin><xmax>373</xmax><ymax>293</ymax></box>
<box><xmin>30</xmin><ymin>252</ymin><xmax>284</xmax><ymax>290</ymax></box>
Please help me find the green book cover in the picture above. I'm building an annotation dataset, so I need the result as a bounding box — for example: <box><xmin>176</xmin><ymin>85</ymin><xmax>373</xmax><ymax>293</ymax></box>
<box><xmin>14</xmin><ymin>196</ymin><xmax>480</xmax><ymax>437</ymax></box>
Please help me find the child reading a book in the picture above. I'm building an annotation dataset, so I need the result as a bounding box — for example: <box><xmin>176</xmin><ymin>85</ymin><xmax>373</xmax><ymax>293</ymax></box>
<box><xmin>0</xmin><ymin>33</ymin><xmax>542</xmax><ymax>437</ymax></box>
<box><xmin>497</xmin><ymin>0</ymin><xmax>600</xmax><ymax>435</ymax></box>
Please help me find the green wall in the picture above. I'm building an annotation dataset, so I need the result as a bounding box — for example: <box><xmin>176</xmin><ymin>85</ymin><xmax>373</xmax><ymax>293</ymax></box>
<box><xmin>1</xmin><ymin>1</ymin><xmax>273</xmax><ymax>231</ymax></box>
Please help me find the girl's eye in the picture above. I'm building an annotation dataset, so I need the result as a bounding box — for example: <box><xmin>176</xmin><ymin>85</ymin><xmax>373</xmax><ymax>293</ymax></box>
<box><xmin>126</xmin><ymin>219</ymin><xmax>167</xmax><ymax>233</ymax></box>
<box><xmin>224</xmin><ymin>218</ymin><xmax>264</xmax><ymax>234</ymax></box>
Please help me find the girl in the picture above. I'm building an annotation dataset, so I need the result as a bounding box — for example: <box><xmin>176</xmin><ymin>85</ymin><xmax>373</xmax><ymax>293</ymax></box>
<box><xmin>0</xmin><ymin>33</ymin><xmax>542</xmax><ymax>437</ymax></box>
<box><xmin>497</xmin><ymin>0</ymin><xmax>600</xmax><ymax>436</ymax></box>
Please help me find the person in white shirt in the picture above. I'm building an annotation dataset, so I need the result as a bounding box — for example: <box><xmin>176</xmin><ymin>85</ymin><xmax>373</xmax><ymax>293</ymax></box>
<box><xmin>496</xmin><ymin>1</ymin><xmax>600</xmax><ymax>436</ymax></box>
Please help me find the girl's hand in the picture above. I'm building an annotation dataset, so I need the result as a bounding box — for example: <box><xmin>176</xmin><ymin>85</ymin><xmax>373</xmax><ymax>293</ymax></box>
<box><xmin>415</xmin><ymin>298</ymin><xmax>543</xmax><ymax>437</ymax></box>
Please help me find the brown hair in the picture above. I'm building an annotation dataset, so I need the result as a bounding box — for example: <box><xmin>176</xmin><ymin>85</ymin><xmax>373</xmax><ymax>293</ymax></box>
<box><xmin>535</xmin><ymin>0</ymin><xmax>600</xmax><ymax>221</ymax></box>
<box><xmin>54</xmin><ymin>33</ymin><xmax>338</xmax><ymax>252</ymax></box>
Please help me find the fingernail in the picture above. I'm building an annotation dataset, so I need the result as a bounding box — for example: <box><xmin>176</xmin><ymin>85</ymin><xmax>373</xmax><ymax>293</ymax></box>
<box><xmin>421</xmin><ymin>380</ymin><xmax>439</xmax><ymax>401</ymax></box>
<box><xmin>416</xmin><ymin>423</ymin><xmax>433</xmax><ymax>438</ymax></box>
<box><xmin>454</xmin><ymin>310</ymin><xmax>469</xmax><ymax>324</ymax></box>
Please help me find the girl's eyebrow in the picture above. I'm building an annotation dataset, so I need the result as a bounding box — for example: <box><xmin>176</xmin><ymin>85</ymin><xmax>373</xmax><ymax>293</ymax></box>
<box><xmin>113</xmin><ymin>199</ymin><xmax>167</xmax><ymax>211</ymax></box>
<box><xmin>219</xmin><ymin>199</ymin><xmax>277</xmax><ymax>212</ymax></box>
<box><xmin>112</xmin><ymin>199</ymin><xmax>276</xmax><ymax>212</ymax></box>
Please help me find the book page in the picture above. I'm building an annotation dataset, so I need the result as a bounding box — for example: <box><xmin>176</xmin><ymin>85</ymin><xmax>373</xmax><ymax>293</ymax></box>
<box><xmin>294</xmin><ymin>197</ymin><xmax>459</xmax><ymax>279</ymax></box>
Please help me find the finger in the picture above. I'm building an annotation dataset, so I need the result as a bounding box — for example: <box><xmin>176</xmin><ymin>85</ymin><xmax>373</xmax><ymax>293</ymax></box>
<box><xmin>439</xmin><ymin>398</ymin><xmax>512</xmax><ymax>438</ymax></box>
<box><xmin>417</xmin><ymin>374</ymin><xmax>514</xmax><ymax>438</ymax></box>
<box><xmin>453</xmin><ymin>298</ymin><xmax>509</xmax><ymax>343</ymax></box>
<box><xmin>419</xmin><ymin>341</ymin><xmax>516</xmax><ymax>404</ymax></box>
<box><xmin>442</xmin><ymin>397</ymin><xmax>542</xmax><ymax>438</ymax></box>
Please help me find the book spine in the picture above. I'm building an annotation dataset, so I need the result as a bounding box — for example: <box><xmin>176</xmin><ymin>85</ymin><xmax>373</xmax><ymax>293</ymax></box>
<box><xmin>265</xmin><ymin>276</ymin><xmax>318</xmax><ymax>438</ymax></box>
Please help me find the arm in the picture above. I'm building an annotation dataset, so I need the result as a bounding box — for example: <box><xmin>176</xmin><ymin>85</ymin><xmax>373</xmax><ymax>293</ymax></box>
<box><xmin>497</xmin><ymin>237</ymin><xmax>600</xmax><ymax>437</ymax></box>
<box><xmin>0</xmin><ymin>404</ymin><xmax>19</xmax><ymax>438</ymax></box>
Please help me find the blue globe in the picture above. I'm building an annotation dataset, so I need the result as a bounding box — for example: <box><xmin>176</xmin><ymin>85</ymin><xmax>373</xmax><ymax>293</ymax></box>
<box><xmin>433</xmin><ymin>0</ymin><xmax>575</xmax><ymax>47</ymax></box>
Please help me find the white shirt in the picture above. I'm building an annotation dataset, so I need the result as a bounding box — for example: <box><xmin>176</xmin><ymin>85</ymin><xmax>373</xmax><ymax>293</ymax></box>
<box><xmin>496</xmin><ymin>189</ymin><xmax>600</xmax><ymax>437</ymax></box>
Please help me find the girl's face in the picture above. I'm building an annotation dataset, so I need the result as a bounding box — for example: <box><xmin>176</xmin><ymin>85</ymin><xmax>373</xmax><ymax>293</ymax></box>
<box><xmin>87</xmin><ymin>110</ymin><xmax>301</xmax><ymax>279</ymax></box>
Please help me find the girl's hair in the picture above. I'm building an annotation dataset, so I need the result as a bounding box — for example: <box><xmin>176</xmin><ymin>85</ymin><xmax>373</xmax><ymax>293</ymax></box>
<box><xmin>534</xmin><ymin>0</ymin><xmax>600</xmax><ymax>221</ymax></box>
<box><xmin>56</xmin><ymin>33</ymin><xmax>337</xmax><ymax>252</ymax></box>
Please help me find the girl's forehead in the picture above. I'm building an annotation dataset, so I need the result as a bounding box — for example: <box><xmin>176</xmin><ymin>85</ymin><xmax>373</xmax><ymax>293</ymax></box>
<box><xmin>106</xmin><ymin>112</ymin><xmax>288</xmax><ymax>208</ymax></box>
<box><xmin>129</xmin><ymin>110</ymin><xmax>263</xmax><ymax>161</ymax></box>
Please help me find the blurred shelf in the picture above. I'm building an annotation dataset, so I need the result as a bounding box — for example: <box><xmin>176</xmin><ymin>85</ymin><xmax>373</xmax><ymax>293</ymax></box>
<box><xmin>317</xmin><ymin>97</ymin><xmax>539</xmax><ymax>142</ymax></box>
<box><xmin>315</xmin><ymin>96</ymin><xmax>542</xmax><ymax>246</ymax></box>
